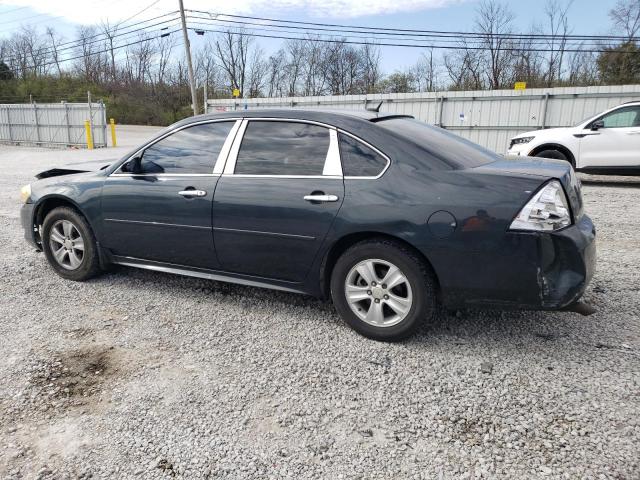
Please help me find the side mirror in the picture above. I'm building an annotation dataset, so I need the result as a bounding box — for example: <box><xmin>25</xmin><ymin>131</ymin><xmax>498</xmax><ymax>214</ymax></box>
<box><xmin>122</xmin><ymin>155</ymin><xmax>142</xmax><ymax>174</ymax></box>
<box><xmin>591</xmin><ymin>120</ymin><xmax>604</xmax><ymax>131</ymax></box>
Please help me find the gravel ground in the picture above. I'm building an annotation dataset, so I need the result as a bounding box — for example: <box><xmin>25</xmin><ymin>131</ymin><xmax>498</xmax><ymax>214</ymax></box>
<box><xmin>0</xmin><ymin>128</ymin><xmax>639</xmax><ymax>479</ymax></box>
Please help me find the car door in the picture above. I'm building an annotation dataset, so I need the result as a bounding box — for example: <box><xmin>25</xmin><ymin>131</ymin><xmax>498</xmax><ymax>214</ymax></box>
<box><xmin>578</xmin><ymin>105</ymin><xmax>640</xmax><ymax>168</ymax></box>
<box><xmin>100</xmin><ymin>120</ymin><xmax>240</xmax><ymax>269</ymax></box>
<box><xmin>212</xmin><ymin>119</ymin><xmax>345</xmax><ymax>282</ymax></box>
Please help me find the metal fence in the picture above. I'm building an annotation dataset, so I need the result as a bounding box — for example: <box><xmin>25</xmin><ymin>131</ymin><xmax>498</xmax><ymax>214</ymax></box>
<box><xmin>205</xmin><ymin>85</ymin><xmax>640</xmax><ymax>152</ymax></box>
<box><xmin>0</xmin><ymin>102</ymin><xmax>107</xmax><ymax>148</ymax></box>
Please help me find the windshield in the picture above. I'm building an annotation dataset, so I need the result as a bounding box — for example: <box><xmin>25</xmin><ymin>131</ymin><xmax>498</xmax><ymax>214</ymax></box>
<box><xmin>377</xmin><ymin>118</ymin><xmax>498</xmax><ymax>168</ymax></box>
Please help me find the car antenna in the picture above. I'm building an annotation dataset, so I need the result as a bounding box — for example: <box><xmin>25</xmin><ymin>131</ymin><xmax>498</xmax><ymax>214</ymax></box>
<box><xmin>366</xmin><ymin>101</ymin><xmax>384</xmax><ymax>113</ymax></box>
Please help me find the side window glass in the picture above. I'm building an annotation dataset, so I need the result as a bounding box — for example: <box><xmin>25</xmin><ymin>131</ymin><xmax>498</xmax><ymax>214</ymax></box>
<box><xmin>339</xmin><ymin>133</ymin><xmax>388</xmax><ymax>177</ymax></box>
<box><xmin>133</xmin><ymin>122</ymin><xmax>234</xmax><ymax>174</ymax></box>
<box><xmin>235</xmin><ymin>121</ymin><xmax>330</xmax><ymax>175</ymax></box>
<box><xmin>600</xmin><ymin>107</ymin><xmax>640</xmax><ymax>128</ymax></box>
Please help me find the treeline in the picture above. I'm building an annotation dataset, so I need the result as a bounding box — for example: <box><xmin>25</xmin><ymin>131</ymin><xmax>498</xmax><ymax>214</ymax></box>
<box><xmin>0</xmin><ymin>0</ymin><xmax>639</xmax><ymax>126</ymax></box>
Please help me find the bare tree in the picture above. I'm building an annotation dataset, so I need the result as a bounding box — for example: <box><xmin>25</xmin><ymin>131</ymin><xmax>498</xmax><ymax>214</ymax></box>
<box><xmin>46</xmin><ymin>27</ymin><xmax>63</xmax><ymax>77</ymax></box>
<box><xmin>155</xmin><ymin>34</ymin><xmax>176</xmax><ymax>85</ymax></box>
<box><xmin>214</xmin><ymin>29</ymin><xmax>251</xmax><ymax>97</ymax></box>
<box><xmin>542</xmin><ymin>0</ymin><xmax>573</xmax><ymax>86</ymax></box>
<box><xmin>265</xmin><ymin>49</ymin><xmax>287</xmax><ymax>97</ymax></box>
<box><xmin>301</xmin><ymin>37</ymin><xmax>328</xmax><ymax>95</ymax></box>
<box><xmin>609</xmin><ymin>0</ymin><xmax>640</xmax><ymax>41</ymax></box>
<box><xmin>360</xmin><ymin>43</ymin><xmax>382</xmax><ymax>93</ymax></box>
<box><xmin>444</xmin><ymin>42</ymin><xmax>484</xmax><ymax>90</ymax></box>
<box><xmin>100</xmin><ymin>21</ymin><xmax>118</xmax><ymax>81</ymax></box>
<box><xmin>246</xmin><ymin>47</ymin><xmax>267</xmax><ymax>97</ymax></box>
<box><xmin>475</xmin><ymin>0</ymin><xmax>516</xmax><ymax>89</ymax></box>
<box><xmin>412</xmin><ymin>49</ymin><xmax>439</xmax><ymax>92</ymax></box>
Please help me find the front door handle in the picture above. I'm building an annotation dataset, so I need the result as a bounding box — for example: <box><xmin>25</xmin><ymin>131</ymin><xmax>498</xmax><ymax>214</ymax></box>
<box><xmin>178</xmin><ymin>189</ymin><xmax>207</xmax><ymax>197</ymax></box>
<box><xmin>304</xmin><ymin>194</ymin><xmax>339</xmax><ymax>203</ymax></box>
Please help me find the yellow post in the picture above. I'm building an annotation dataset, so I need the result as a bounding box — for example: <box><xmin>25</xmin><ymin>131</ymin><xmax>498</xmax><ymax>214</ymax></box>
<box><xmin>84</xmin><ymin>120</ymin><xmax>94</xmax><ymax>150</ymax></box>
<box><xmin>110</xmin><ymin>118</ymin><xmax>117</xmax><ymax>147</ymax></box>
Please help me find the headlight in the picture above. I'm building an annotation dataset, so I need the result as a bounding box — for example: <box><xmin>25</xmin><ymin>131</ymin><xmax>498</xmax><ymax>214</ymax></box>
<box><xmin>509</xmin><ymin>136</ymin><xmax>535</xmax><ymax>148</ymax></box>
<box><xmin>20</xmin><ymin>184</ymin><xmax>31</xmax><ymax>204</ymax></box>
<box><xmin>509</xmin><ymin>180</ymin><xmax>571</xmax><ymax>232</ymax></box>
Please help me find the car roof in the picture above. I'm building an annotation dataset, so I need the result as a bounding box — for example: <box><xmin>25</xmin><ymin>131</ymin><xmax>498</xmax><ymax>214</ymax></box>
<box><xmin>172</xmin><ymin>108</ymin><xmax>414</xmax><ymax>130</ymax></box>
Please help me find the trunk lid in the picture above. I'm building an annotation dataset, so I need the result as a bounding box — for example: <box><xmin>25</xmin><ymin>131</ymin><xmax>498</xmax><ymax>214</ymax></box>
<box><xmin>473</xmin><ymin>156</ymin><xmax>584</xmax><ymax>218</ymax></box>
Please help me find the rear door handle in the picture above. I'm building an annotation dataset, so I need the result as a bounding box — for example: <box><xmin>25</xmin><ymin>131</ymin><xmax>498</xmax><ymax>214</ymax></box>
<box><xmin>178</xmin><ymin>189</ymin><xmax>207</xmax><ymax>197</ymax></box>
<box><xmin>304</xmin><ymin>194</ymin><xmax>339</xmax><ymax>202</ymax></box>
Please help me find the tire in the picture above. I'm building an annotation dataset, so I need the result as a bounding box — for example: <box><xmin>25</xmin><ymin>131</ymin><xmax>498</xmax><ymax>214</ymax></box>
<box><xmin>41</xmin><ymin>206</ymin><xmax>102</xmax><ymax>281</ymax></box>
<box><xmin>534</xmin><ymin>149</ymin><xmax>572</xmax><ymax>165</ymax></box>
<box><xmin>330</xmin><ymin>239</ymin><xmax>437</xmax><ymax>341</ymax></box>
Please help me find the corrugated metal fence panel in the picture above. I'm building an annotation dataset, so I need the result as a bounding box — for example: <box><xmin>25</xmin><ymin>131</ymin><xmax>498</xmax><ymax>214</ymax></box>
<box><xmin>0</xmin><ymin>102</ymin><xmax>107</xmax><ymax>148</ymax></box>
<box><xmin>206</xmin><ymin>85</ymin><xmax>640</xmax><ymax>152</ymax></box>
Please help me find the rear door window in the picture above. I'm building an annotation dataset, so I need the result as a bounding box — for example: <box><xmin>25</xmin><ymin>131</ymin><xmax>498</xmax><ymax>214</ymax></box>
<box><xmin>234</xmin><ymin>121</ymin><xmax>330</xmax><ymax>175</ymax></box>
<box><xmin>135</xmin><ymin>122</ymin><xmax>234</xmax><ymax>174</ymax></box>
<box><xmin>339</xmin><ymin>133</ymin><xmax>388</xmax><ymax>177</ymax></box>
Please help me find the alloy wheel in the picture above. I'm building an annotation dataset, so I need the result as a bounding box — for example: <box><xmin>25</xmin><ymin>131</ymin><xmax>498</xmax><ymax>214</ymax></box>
<box><xmin>49</xmin><ymin>219</ymin><xmax>85</xmax><ymax>270</ymax></box>
<box><xmin>344</xmin><ymin>258</ymin><xmax>413</xmax><ymax>327</ymax></box>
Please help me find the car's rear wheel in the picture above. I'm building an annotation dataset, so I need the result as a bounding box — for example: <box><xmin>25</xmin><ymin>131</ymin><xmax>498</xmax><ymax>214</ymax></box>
<box><xmin>330</xmin><ymin>239</ymin><xmax>437</xmax><ymax>341</ymax></box>
<box><xmin>42</xmin><ymin>207</ymin><xmax>101</xmax><ymax>281</ymax></box>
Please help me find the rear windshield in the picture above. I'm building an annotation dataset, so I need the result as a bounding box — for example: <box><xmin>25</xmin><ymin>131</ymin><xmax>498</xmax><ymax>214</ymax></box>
<box><xmin>377</xmin><ymin>118</ymin><xmax>498</xmax><ymax>168</ymax></box>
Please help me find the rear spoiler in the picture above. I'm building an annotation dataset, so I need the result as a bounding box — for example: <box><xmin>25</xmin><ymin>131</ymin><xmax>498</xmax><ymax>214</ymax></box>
<box><xmin>369</xmin><ymin>115</ymin><xmax>414</xmax><ymax>123</ymax></box>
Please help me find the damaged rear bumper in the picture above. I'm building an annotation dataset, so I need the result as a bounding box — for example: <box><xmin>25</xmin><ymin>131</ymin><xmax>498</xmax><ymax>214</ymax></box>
<box><xmin>440</xmin><ymin>214</ymin><xmax>596</xmax><ymax>311</ymax></box>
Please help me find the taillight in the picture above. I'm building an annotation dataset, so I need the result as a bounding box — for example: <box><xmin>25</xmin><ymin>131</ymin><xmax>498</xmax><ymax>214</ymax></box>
<box><xmin>509</xmin><ymin>180</ymin><xmax>572</xmax><ymax>232</ymax></box>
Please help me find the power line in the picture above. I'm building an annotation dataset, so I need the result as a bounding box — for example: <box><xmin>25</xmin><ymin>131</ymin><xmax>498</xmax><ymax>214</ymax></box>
<box><xmin>187</xmin><ymin>25</ymin><xmax>633</xmax><ymax>54</ymax></box>
<box><xmin>1</xmin><ymin>12</ymin><xmax>180</xmax><ymax>65</ymax></box>
<box><xmin>186</xmin><ymin>16</ymin><xmax>611</xmax><ymax>50</ymax></box>
<box><xmin>118</xmin><ymin>0</ymin><xmax>162</xmax><ymax>25</ymax></box>
<box><xmin>9</xmin><ymin>29</ymin><xmax>181</xmax><ymax>70</ymax></box>
<box><xmin>187</xmin><ymin>9</ymin><xmax>639</xmax><ymax>43</ymax></box>
<box><xmin>0</xmin><ymin>5</ymin><xmax>28</xmax><ymax>15</ymax></box>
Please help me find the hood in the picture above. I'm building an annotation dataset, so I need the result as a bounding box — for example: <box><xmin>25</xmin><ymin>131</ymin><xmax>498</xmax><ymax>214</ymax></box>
<box><xmin>35</xmin><ymin>158</ymin><xmax>116</xmax><ymax>179</ymax></box>
<box><xmin>512</xmin><ymin>127</ymin><xmax>575</xmax><ymax>141</ymax></box>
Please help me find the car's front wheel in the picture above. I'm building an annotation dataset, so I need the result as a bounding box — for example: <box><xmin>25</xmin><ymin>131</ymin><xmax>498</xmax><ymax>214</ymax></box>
<box><xmin>534</xmin><ymin>149</ymin><xmax>573</xmax><ymax>166</ymax></box>
<box><xmin>42</xmin><ymin>207</ymin><xmax>101</xmax><ymax>281</ymax></box>
<box><xmin>330</xmin><ymin>239</ymin><xmax>437</xmax><ymax>341</ymax></box>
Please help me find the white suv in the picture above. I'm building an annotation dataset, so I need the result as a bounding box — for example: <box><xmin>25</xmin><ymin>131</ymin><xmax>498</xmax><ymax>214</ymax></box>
<box><xmin>507</xmin><ymin>102</ymin><xmax>640</xmax><ymax>175</ymax></box>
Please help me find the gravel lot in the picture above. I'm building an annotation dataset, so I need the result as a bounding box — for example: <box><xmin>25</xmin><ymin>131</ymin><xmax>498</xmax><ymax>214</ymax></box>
<box><xmin>1</xmin><ymin>127</ymin><xmax>639</xmax><ymax>479</ymax></box>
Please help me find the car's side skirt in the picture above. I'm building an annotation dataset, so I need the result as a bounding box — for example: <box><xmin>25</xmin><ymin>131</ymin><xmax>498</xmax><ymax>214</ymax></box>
<box><xmin>577</xmin><ymin>166</ymin><xmax>640</xmax><ymax>176</ymax></box>
<box><xmin>110</xmin><ymin>255</ymin><xmax>310</xmax><ymax>295</ymax></box>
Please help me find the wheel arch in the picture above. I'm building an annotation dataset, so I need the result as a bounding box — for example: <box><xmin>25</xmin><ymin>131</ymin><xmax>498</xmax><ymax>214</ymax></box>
<box><xmin>528</xmin><ymin>143</ymin><xmax>576</xmax><ymax>167</ymax></box>
<box><xmin>34</xmin><ymin>195</ymin><xmax>87</xmax><ymax>227</ymax></box>
<box><xmin>33</xmin><ymin>195</ymin><xmax>98</xmax><ymax>248</ymax></box>
<box><xmin>319</xmin><ymin>231</ymin><xmax>441</xmax><ymax>300</ymax></box>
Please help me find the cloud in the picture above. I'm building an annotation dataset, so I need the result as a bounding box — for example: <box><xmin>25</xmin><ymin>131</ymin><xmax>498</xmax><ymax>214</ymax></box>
<box><xmin>1</xmin><ymin>0</ymin><xmax>466</xmax><ymax>25</ymax></box>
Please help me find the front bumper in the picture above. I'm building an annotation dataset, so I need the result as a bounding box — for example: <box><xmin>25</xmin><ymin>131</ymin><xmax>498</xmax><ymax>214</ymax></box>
<box><xmin>506</xmin><ymin>144</ymin><xmax>530</xmax><ymax>156</ymax></box>
<box><xmin>439</xmin><ymin>214</ymin><xmax>596</xmax><ymax>310</ymax></box>
<box><xmin>20</xmin><ymin>203</ymin><xmax>40</xmax><ymax>250</ymax></box>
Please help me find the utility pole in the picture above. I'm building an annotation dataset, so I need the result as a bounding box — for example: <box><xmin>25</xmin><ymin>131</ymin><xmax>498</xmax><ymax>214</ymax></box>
<box><xmin>179</xmin><ymin>0</ymin><xmax>198</xmax><ymax>116</ymax></box>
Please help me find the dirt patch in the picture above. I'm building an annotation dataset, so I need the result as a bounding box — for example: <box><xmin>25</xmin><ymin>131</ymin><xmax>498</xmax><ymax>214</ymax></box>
<box><xmin>24</xmin><ymin>345</ymin><xmax>121</xmax><ymax>414</ymax></box>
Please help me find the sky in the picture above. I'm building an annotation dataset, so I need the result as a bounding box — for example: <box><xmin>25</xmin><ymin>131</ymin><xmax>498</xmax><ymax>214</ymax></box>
<box><xmin>0</xmin><ymin>0</ymin><xmax>619</xmax><ymax>73</ymax></box>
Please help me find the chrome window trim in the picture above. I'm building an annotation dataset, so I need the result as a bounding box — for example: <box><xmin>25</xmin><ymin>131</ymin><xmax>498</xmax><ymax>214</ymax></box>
<box><xmin>110</xmin><ymin>118</ymin><xmax>243</xmax><ymax>177</ymax></box>
<box><xmin>222</xmin><ymin>174</ymin><xmax>343</xmax><ymax>179</ymax></box>
<box><xmin>110</xmin><ymin>173</ymin><xmax>221</xmax><ymax>177</ymax></box>
<box><xmin>225</xmin><ymin>118</ymin><xmax>341</xmax><ymax>178</ymax></box>
<box><xmin>337</xmin><ymin>129</ymin><xmax>392</xmax><ymax>180</ymax></box>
